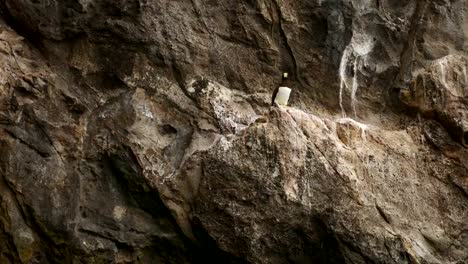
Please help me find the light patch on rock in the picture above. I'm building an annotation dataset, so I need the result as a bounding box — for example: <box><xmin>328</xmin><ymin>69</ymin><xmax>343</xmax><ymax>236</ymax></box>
<box><xmin>113</xmin><ymin>206</ymin><xmax>126</xmax><ymax>221</ymax></box>
<box><xmin>218</xmin><ymin>136</ymin><xmax>233</xmax><ymax>152</ymax></box>
<box><xmin>16</xmin><ymin>228</ymin><xmax>35</xmax><ymax>244</ymax></box>
<box><xmin>78</xmin><ymin>0</ymin><xmax>92</xmax><ymax>10</ymax></box>
<box><xmin>284</xmin><ymin>178</ymin><xmax>299</xmax><ymax>201</ymax></box>
<box><xmin>431</xmin><ymin>55</ymin><xmax>468</xmax><ymax>97</ymax></box>
<box><xmin>13</xmin><ymin>228</ymin><xmax>36</xmax><ymax>263</ymax></box>
<box><xmin>136</xmin><ymin>104</ymin><xmax>154</xmax><ymax>119</ymax></box>
<box><xmin>336</xmin><ymin>117</ymin><xmax>369</xmax><ymax>141</ymax></box>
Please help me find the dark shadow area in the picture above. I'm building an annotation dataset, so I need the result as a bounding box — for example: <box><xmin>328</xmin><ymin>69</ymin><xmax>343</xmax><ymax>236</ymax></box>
<box><xmin>0</xmin><ymin>1</ymin><xmax>45</xmax><ymax>53</ymax></box>
<box><xmin>107</xmin><ymin>146</ymin><xmax>246</xmax><ymax>263</ymax></box>
<box><xmin>291</xmin><ymin>218</ymin><xmax>346</xmax><ymax>264</ymax></box>
<box><xmin>160</xmin><ymin>124</ymin><xmax>178</xmax><ymax>135</ymax></box>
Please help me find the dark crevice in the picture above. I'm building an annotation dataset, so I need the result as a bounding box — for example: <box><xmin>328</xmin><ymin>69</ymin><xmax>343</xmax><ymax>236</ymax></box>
<box><xmin>389</xmin><ymin>1</ymin><xmax>429</xmax><ymax>117</ymax></box>
<box><xmin>270</xmin><ymin>0</ymin><xmax>305</xmax><ymax>88</ymax></box>
<box><xmin>449</xmin><ymin>178</ymin><xmax>468</xmax><ymax>199</ymax></box>
<box><xmin>23</xmin><ymin>108</ymin><xmax>65</xmax><ymax>163</ymax></box>
<box><xmin>463</xmin><ymin>131</ymin><xmax>468</xmax><ymax>146</ymax></box>
<box><xmin>0</xmin><ymin>1</ymin><xmax>46</xmax><ymax>55</ymax></box>
<box><xmin>106</xmin><ymin>147</ymin><xmax>174</xmax><ymax>216</ymax></box>
<box><xmin>171</xmin><ymin>64</ymin><xmax>195</xmax><ymax>104</ymax></box>
<box><xmin>160</xmin><ymin>124</ymin><xmax>178</xmax><ymax>135</ymax></box>
<box><xmin>4</xmin><ymin>129</ymin><xmax>51</xmax><ymax>158</ymax></box>
<box><xmin>420</xmin><ymin>233</ymin><xmax>441</xmax><ymax>252</ymax></box>
<box><xmin>278</xmin><ymin>23</ymin><xmax>298</xmax><ymax>77</ymax></box>
<box><xmin>77</xmin><ymin>228</ymin><xmax>122</xmax><ymax>245</ymax></box>
<box><xmin>383</xmin><ymin>240</ymin><xmax>399</xmax><ymax>264</ymax></box>
<box><xmin>393</xmin><ymin>0</ymin><xmax>429</xmax><ymax>88</ymax></box>
<box><xmin>0</xmin><ymin>178</ymin><xmax>23</xmax><ymax>263</ymax></box>
<box><xmin>0</xmin><ymin>240</ymin><xmax>18</xmax><ymax>264</ymax></box>
<box><xmin>294</xmin><ymin>218</ymin><xmax>347</xmax><ymax>264</ymax></box>
<box><xmin>106</xmin><ymin>147</ymin><xmax>244</xmax><ymax>263</ymax></box>
<box><xmin>339</xmin><ymin>238</ymin><xmax>377</xmax><ymax>264</ymax></box>
<box><xmin>433</xmin><ymin>111</ymin><xmax>468</xmax><ymax>147</ymax></box>
<box><xmin>191</xmin><ymin>217</ymin><xmax>248</xmax><ymax>264</ymax></box>
<box><xmin>376</xmin><ymin>204</ymin><xmax>391</xmax><ymax>225</ymax></box>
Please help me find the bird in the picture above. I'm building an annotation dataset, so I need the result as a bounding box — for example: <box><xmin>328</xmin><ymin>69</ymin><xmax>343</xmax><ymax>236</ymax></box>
<box><xmin>271</xmin><ymin>72</ymin><xmax>292</xmax><ymax>107</ymax></box>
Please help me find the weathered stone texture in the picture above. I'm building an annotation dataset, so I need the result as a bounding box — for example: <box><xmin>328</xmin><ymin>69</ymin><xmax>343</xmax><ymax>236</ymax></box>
<box><xmin>0</xmin><ymin>0</ymin><xmax>467</xmax><ymax>263</ymax></box>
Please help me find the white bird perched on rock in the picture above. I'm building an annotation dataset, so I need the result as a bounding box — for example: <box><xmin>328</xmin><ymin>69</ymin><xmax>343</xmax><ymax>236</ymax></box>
<box><xmin>272</xmin><ymin>72</ymin><xmax>292</xmax><ymax>107</ymax></box>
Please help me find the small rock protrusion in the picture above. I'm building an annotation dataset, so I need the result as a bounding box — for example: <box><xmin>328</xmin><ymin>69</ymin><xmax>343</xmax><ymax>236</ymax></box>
<box><xmin>335</xmin><ymin>118</ymin><xmax>368</xmax><ymax>147</ymax></box>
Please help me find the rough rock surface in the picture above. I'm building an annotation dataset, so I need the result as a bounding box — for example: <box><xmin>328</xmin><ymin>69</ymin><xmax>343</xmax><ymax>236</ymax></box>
<box><xmin>0</xmin><ymin>0</ymin><xmax>467</xmax><ymax>263</ymax></box>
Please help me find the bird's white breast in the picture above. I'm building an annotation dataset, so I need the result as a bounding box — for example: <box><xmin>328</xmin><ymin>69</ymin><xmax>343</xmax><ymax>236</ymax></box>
<box><xmin>275</xmin><ymin>87</ymin><xmax>291</xmax><ymax>106</ymax></box>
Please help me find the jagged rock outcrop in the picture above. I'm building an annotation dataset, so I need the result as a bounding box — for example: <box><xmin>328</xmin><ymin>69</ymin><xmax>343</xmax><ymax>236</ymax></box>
<box><xmin>0</xmin><ymin>0</ymin><xmax>467</xmax><ymax>263</ymax></box>
<box><xmin>196</xmin><ymin>107</ymin><xmax>468</xmax><ymax>263</ymax></box>
<box><xmin>401</xmin><ymin>55</ymin><xmax>468</xmax><ymax>146</ymax></box>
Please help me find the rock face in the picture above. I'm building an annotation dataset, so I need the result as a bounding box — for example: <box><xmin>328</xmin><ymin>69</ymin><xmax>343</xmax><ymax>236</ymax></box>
<box><xmin>0</xmin><ymin>0</ymin><xmax>467</xmax><ymax>263</ymax></box>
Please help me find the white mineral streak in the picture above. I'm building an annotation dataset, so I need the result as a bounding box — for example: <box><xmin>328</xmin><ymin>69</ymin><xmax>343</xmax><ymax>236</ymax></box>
<box><xmin>338</xmin><ymin>31</ymin><xmax>374</xmax><ymax>118</ymax></box>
